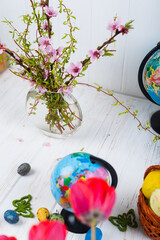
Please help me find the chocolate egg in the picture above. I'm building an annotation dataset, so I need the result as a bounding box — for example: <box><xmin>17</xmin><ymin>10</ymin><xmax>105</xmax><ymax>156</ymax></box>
<box><xmin>17</xmin><ymin>163</ymin><xmax>31</xmax><ymax>176</ymax></box>
<box><xmin>4</xmin><ymin>210</ymin><xmax>19</xmax><ymax>224</ymax></box>
<box><xmin>37</xmin><ymin>208</ymin><xmax>50</xmax><ymax>221</ymax></box>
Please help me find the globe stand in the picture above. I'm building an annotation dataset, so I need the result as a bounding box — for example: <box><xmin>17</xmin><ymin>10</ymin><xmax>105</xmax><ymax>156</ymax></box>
<box><xmin>61</xmin><ymin>209</ymin><xmax>90</xmax><ymax>233</ymax></box>
<box><xmin>150</xmin><ymin>110</ymin><xmax>160</xmax><ymax>134</ymax></box>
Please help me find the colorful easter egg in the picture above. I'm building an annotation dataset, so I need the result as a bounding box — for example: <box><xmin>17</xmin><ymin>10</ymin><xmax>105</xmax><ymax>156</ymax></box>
<box><xmin>17</xmin><ymin>163</ymin><xmax>31</xmax><ymax>176</ymax></box>
<box><xmin>37</xmin><ymin>208</ymin><xmax>50</xmax><ymax>222</ymax></box>
<box><xmin>150</xmin><ymin>188</ymin><xmax>160</xmax><ymax>217</ymax></box>
<box><xmin>49</xmin><ymin>213</ymin><xmax>64</xmax><ymax>223</ymax></box>
<box><xmin>4</xmin><ymin>210</ymin><xmax>19</xmax><ymax>224</ymax></box>
<box><xmin>142</xmin><ymin>170</ymin><xmax>160</xmax><ymax>199</ymax></box>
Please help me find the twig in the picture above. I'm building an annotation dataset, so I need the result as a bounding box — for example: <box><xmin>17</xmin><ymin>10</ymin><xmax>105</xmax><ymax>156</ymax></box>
<box><xmin>29</xmin><ymin>0</ymin><xmax>42</xmax><ymax>37</ymax></box>
<box><xmin>78</xmin><ymin>82</ymin><xmax>159</xmax><ymax>139</ymax></box>
<box><xmin>9</xmin><ymin>69</ymin><xmax>49</xmax><ymax>89</ymax></box>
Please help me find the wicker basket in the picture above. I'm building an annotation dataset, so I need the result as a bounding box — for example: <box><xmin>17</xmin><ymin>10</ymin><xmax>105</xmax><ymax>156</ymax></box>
<box><xmin>138</xmin><ymin>165</ymin><xmax>160</xmax><ymax>239</ymax></box>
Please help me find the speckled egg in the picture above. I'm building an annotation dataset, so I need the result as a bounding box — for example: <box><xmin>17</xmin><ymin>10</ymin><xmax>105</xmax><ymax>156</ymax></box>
<box><xmin>37</xmin><ymin>208</ymin><xmax>50</xmax><ymax>221</ymax></box>
<box><xmin>4</xmin><ymin>210</ymin><xmax>19</xmax><ymax>224</ymax></box>
<box><xmin>17</xmin><ymin>163</ymin><xmax>31</xmax><ymax>176</ymax></box>
<box><xmin>142</xmin><ymin>170</ymin><xmax>160</xmax><ymax>199</ymax></box>
<box><xmin>49</xmin><ymin>213</ymin><xmax>64</xmax><ymax>222</ymax></box>
<box><xmin>150</xmin><ymin>188</ymin><xmax>160</xmax><ymax>217</ymax></box>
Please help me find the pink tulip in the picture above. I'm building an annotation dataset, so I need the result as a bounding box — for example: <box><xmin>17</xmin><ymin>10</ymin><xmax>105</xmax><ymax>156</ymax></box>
<box><xmin>70</xmin><ymin>177</ymin><xmax>116</xmax><ymax>226</ymax></box>
<box><xmin>29</xmin><ymin>220</ymin><xmax>67</xmax><ymax>240</ymax></box>
<box><xmin>0</xmin><ymin>236</ymin><xmax>17</xmax><ymax>240</ymax></box>
<box><xmin>45</xmin><ymin>6</ymin><xmax>58</xmax><ymax>18</ymax></box>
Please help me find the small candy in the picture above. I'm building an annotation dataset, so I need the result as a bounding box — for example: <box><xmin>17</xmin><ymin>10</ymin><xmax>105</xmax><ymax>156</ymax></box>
<box><xmin>142</xmin><ymin>170</ymin><xmax>160</xmax><ymax>199</ymax></box>
<box><xmin>4</xmin><ymin>210</ymin><xmax>19</xmax><ymax>224</ymax></box>
<box><xmin>37</xmin><ymin>208</ymin><xmax>50</xmax><ymax>222</ymax></box>
<box><xmin>85</xmin><ymin>227</ymin><xmax>102</xmax><ymax>240</ymax></box>
<box><xmin>49</xmin><ymin>213</ymin><xmax>64</xmax><ymax>223</ymax></box>
<box><xmin>17</xmin><ymin>163</ymin><xmax>31</xmax><ymax>176</ymax></box>
<box><xmin>150</xmin><ymin>188</ymin><xmax>160</xmax><ymax>217</ymax></box>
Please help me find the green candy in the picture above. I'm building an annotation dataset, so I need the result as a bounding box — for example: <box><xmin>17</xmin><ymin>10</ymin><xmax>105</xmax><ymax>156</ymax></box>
<box><xmin>109</xmin><ymin>209</ymin><xmax>138</xmax><ymax>232</ymax></box>
<box><xmin>12</xmin><ymin>194</ymin><xmax>34</xmax><ymax>218</ymax></box>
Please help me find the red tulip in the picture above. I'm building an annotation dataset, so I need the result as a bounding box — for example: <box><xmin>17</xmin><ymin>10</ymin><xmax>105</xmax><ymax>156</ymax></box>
<box><xmin>0</xmin><ymin>236</ymin><xmax>17</xmax><ymax>240</ymax></box>
<box><xmin>29</xmin><ymin>220</ymin><xmax>67</xmax><ymax>240</ymax></box>
<box><xmin>70</xmin><ymin>177</ymin><xmax>116</xmax><ymax>226</ymax></box>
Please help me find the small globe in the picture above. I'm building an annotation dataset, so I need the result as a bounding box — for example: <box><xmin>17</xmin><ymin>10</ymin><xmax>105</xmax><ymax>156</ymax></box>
<box><xmin>50</xmin><ymin>152</ymin><xmax>112</xmax><ymax>212</ymax></box>
<box><xmin>143</xmin><ymin>49</ymin><xmax>160</xmax><ymax>105</ymax></box>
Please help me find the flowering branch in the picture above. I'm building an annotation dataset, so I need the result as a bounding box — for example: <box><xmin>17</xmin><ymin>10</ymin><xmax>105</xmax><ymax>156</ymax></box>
<box><xmin>0</xmin><ymin>0</ymin><xmax>135</xmax><ymax>135</ymax></box>
<box><xmin>78</xmin><ymin>82</ymin><xmax>160</xmax><ymax>142</ymax></box>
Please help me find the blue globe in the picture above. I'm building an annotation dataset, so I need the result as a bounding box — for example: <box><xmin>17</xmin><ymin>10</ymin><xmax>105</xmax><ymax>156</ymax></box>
<box><xmin>50</xmin><ymin>152</ymin><xmax>111</xmax><ymax>212</ymax></box>
<box><xmin>143</xmin><ymin>49</ymin><xmax>160</xmax><ymax>105</ymax></box>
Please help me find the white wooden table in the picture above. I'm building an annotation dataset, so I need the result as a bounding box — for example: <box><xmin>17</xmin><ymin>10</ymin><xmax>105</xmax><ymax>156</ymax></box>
<box><xmin>0</xmin><ymin>69</ymin><xmax>160</xmax><ymax>240</ymax></box>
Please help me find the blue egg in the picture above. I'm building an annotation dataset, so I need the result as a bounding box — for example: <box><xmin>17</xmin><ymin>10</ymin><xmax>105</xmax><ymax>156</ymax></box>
<box><xmin>4</xmin><ymin>210</ymin><xmax>19</xmax><ymax>224</ymax></box>
<box><xmin>17</xmin><ymin>163</ymin><xmax>31</xmax><ymax>176</ymax></box>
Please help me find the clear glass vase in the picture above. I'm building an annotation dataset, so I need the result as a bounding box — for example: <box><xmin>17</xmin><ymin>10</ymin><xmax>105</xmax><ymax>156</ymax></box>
<box><xmin>25</xmin><ymin>88</ymin><xmax>82</xmax><ymax>138</ymax></box>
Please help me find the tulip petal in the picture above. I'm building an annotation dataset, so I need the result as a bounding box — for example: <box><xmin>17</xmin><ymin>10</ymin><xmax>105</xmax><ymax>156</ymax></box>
<box><xmin>70</xmin><ymin>180</ymin><xmax>91</xmax><ymax>217</ymax></box>
<box><xmin>29</xmin><ymin>221</ymin><xmax>67</xmax><ymax>240</ymax></box>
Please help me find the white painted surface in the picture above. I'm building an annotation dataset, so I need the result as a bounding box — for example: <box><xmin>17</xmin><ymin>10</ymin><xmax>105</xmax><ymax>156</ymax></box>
<box><xmin>1</xmin><ymin>0</ymin><xmax>160</xmax><ymax>97</ymax></box>
<box><xmin>0</xmin><ymin>69</ymin><xmax>160</xmax><ymax>239</ymax></box>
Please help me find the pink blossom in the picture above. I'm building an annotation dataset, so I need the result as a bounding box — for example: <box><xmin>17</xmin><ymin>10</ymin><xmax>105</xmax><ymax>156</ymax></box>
<box><xmin>57</xmin><ymin>85</ymin><xmax>72</xmax><ymax>96</ymax></box>
<box><xmin>38</xmin><ymin>86</ymin><xmax>47</xmax><ymax>94</ymax></box>
<box><xmin>44</xmin><ymin>69</ymin><xmax>49</xmax><ymax>80</ymax></box>
<box><xmin>67</xmin><ymin>62</ymin><xmax>82</xmax><ymax>77</ymax></box>
<box><xmin>44</xmin><ymin>45</ymin><xmax>57</xmax><ymax>63</ymax></box>
<box><xmin>45</xmin><ymin>6</ymin><xmax>58</xmax><ymax>18</ymax></box>
<box><xmin>119</xmin><ymin>25</ymin><xmax>129</xmax><ymax>35</ymax></box>
<box><xmin>107</xmin><ymin>17</ymin><xmax>121</xmax><ymax>33</ymax></box>
<box><xmin>29</xmin><ymin>77</ymin><xmax>36</xmax><ymax>87</ymax></box>
<box><xmin>43</xmin><ymin>142</ymin><xmax>51</xmax><ymax>147</ymax></box>
<box><xmin>18</xmin><ymin>138</ymin><xmax>24</xmax><ymax>142</ymax></box>
<box><xmin>44</xmin><ymin>57</ymin><xmax>48</xmax><ymax>63</ymax></box>
<box><xmin>29</xmin><ymin>82</ymin><xmax>36</xmax><ymax>87</ymax></box>
<box><xmin>88</xmin><ymin>49</ymin><xmax>104</xmax><ymax>63</ymax></box>
<box><xmin>0</xmin><ymin>43</ymin><xmax>4</xmax><ymax>54</ymax></box>
<box><xmin>38</xmin><ymin>36</ymin><xmax>52</xmax><ymax>50</ymax></box>
<box><xmin>42</xmin><ymin>20</ymin><xmax>48</xmax><ymax>30</ymax></box>
<box><xmin>56</xmin><ymin>46</ymin><xmax>64</xmax><ymax>56</ymax></box>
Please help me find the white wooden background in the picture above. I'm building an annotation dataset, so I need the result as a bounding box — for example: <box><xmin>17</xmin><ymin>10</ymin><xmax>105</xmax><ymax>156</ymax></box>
<box><xmin>1</xmin><ymin>0</ymin><xmax>160</xmax><ymax>97</ymax></box>
<box><xmin>0</xmin><ymin>69</ymin><xmax>160</xmax><ymax>240</ymax></box>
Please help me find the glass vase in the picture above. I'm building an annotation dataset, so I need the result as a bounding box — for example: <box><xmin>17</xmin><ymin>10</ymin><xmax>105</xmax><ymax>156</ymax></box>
<box><xmin>25</xmin><ymin>88</ymin><xmax>82</xmax><ymax>138</ymax></box>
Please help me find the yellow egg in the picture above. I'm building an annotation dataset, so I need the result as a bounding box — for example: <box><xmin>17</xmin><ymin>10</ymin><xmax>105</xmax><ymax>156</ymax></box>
<box><xmin>37</xmin><ymin>207</ymin><xmax>50</xmax><ymax>222</ymax></box>
<box><xmin>142</xmin><ymin>170</ymin><xmax>160</xmax><ymax>199</ymax></box>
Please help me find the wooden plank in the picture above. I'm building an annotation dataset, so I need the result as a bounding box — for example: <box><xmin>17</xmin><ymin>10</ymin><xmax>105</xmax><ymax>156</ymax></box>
<box><xmin>0</xmin><ymin>70</ymin><xmax>160</xmax><ymax>239</ymax></box>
